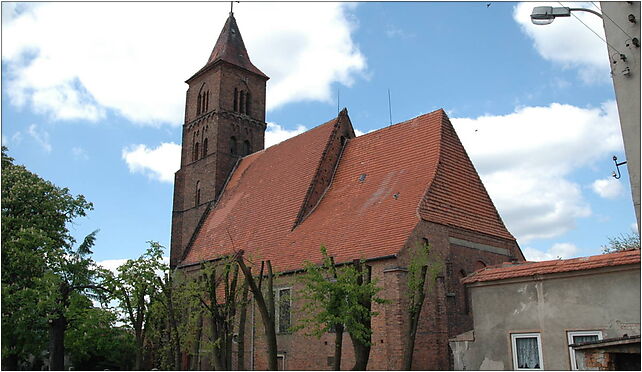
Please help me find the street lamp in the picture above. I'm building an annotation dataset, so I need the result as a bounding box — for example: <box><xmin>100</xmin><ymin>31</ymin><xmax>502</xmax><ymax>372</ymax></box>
<box><xmin>530</xmin><ymin>6</ymin><xmax>602</xmax><ymax>25</ymax></box>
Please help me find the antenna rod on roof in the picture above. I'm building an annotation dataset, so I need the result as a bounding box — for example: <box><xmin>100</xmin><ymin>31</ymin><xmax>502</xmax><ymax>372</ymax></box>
<box><xmin>388</xmin><ymin>89</ymin><xmax>393</xmax><ymax>126</ymax></box>
<box><xmin>337</xmin><ymin>88</ymin><xmax>340</xmax><ymax>115</ymax></box>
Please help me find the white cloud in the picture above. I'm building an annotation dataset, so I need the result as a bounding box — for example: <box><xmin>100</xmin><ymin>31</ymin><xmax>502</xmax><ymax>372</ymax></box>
<box><xmin>523</xmin><ymin>242</ymin><xmax>580</xmax><ymax>261</ymax></box>
<box><xmin>265</xmin><ymin>122</ymin><xmax>307</xmax><ymax>148</ymax></box>
<box><xmin>354</xmin><ymin>128</ymin><xmax>365</xmax><ymax>137</ymax></box>
<box><xmin>71</xmin><ymin>146</ymin><xmax>89</xmax><ymax>160</ymax></box>
<box><xmin>592</xmin><ymin>177</ymin><xmax>624</xmax><ymax>199</ymax></box>
<box><xmin>122</xmin><ymin>142</ymin><xmax>181</xmax><ymax>183</ymax></box>
<box><xmin>27</xmin><ymin>124</ymin><xmax>52</xmax><ymax>152</ymax></box>
<box><xmin>514</xmin><ymin>2</ymin><xmax>610</xmax><ymax>84</ymax></box>
<box><xmin>2</xmin><ymin>2</ymin><xmax>366</xmax><ymax>125</ymax></box>
<box><xmin>97</xmin><ymin>258</ymin><xmax>128</xmax><ymax>275</ymax></box>
<box><xmin>452</xmin><ymin>101</ymin><xmax>623</xmax><ymax>243</ymax></box>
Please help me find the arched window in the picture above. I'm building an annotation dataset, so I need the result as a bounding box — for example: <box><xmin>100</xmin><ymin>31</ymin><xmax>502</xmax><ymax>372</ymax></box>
<box><xmin>195</xmin><ymin>181</ymin><xmax>201</xmax><ymax>206</ymax></box>
<box><xmin>460</xmin><ymin>269</ymin><xmax>470</xmax><ymax>314</ymax></box>
<box><xmin>205</xmin><ymin>90</ymin><xmax>209</xmax><ymax>112</ymax></box>
<box><xmin>196</xmin><ymin>92</ymin><xmax>202</xmax><ymax>115</ymax></box>
<box><xmin>230</xmin><ymin>136</ymin><xmax>238</xmax><ymax>155</ymax></box>
<box><xmin>193</xmin><ymin>142</ymin><xmax>200</xmax><ymax>162</ymax></box>
<box><xmin>243</xmin><ymin>140</ymin><xmax>251</xmax><ymax>156</ymax></box>
<box><xmin>202</xmin><ymin>138</ymin><xmax>208</xmax><ymax>158</ymax></box>
<box><xmin>234</xmin><ymin>88</ymin><xmax>238</xmax><ymax>112</ymax></box>
<box><xmin>239</xmin><ymin>91</ymin><xmax>246</xmax><ymax>114</ymax></box>
<box><xmin>245</xmin><ymin>91</ymin><xmax>251</xmax><ymax>115</ymax></box>
<box><xmin>474</xmin><ymin>260</ymin><xmax>487</xmax><ymax>271</ymax></box>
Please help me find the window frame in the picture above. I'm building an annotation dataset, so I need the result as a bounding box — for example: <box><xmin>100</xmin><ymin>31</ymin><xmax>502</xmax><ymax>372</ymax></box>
<box><xmin>511</xmin><ymin>332</ymin><xmax>544</xmax><ymax>370</ymax></box>
<box><xmin>274</xmin><ymin>287</ymin><xmax>292</xmax><ymax>334</ymax></box>
<box><xmin>567</xmin><ymin>330</ymin><xmax>602</xmax><ymax>370</ymax></box>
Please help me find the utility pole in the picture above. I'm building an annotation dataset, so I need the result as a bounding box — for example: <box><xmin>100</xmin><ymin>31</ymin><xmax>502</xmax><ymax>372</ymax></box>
<box><xmin>601</xmin><ymin>2</ymin><xmax>641</xmax><ymax>234</ymax></box>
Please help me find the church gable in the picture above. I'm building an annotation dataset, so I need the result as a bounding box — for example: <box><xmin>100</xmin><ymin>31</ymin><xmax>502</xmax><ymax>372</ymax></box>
<box><xmin>293</xmin><ymin>108</ymin><xmax>356</xmax><ymax>228</ymax></box>
<box><xmin>418</xmin><ymin>113</ymin><xmax>515</xmax><ymax>240</ymax></box>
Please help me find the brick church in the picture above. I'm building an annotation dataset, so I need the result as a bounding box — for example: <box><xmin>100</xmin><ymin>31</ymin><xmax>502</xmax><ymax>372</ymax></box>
<box><xmin>170</xmin><ymin>11</ymin><xmax>525</xmax><ymax>370</ymax></box>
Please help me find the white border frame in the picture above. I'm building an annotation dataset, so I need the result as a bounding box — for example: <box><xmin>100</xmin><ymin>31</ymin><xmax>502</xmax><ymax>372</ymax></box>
<box><xmin>567</xmin><ymin>330</ymin><xmax>603</xmax><ymax>370</ymax></box>
<box><xmin>511</xmin><ymin>333</ymin><xmax>544</xmax><ymax>370</ymax></box>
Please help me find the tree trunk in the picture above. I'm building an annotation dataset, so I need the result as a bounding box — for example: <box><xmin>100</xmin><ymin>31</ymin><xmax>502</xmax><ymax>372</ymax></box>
<box><xmin>333</xmin><ymin>324</ymin><xmax>344</xmax><ymax>370</ymax></box>
<box><xmin>236</xmin><ymin>255</ymin><xmax>278</xmax><ymax>370</ymax></box>
<box><xmin>403</xmin><ymin>265</ymin><xmax>428</xmax><ymax>370</ymax></box>
<box><xmin>3</xmin><ymin>353</ymin><xmax>19</xmax><ymax>371</ymax></box>
<box><xmin>351</xmin><ymin>338</ymin><xmax>371</xmax><ymax>371</ymax></box>
<box><xmin>237</xmin><ymin>282</ymin><xmax>249</xmax><ymax>370</ymax></box>
<box><xmin>210</xmin><ymin>315</ymin><xmax>224</xmax><ymax>371</ymax></box>
<box><xmin>49</xmin><ymin>314</ymin><xmax>67</xmax><ymax>371</ymax></box>
<box><xmin>350</xmin><ymin>260</ymin><xmax>372</xmax><ymax>371</ymax></box>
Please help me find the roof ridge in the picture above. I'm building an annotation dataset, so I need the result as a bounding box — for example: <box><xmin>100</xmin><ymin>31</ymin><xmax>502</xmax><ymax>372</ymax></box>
<box><xmin>354</xmin><ymin>108</ymin><xmax>446</xmax><ymax>140</ymax></box>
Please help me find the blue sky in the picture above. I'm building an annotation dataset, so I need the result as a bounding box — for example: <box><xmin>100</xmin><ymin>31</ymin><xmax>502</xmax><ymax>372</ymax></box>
<box><xmin>2</xmin><ymin>1</ymin><xmax>636</xmax><ymax>269</ymax></box>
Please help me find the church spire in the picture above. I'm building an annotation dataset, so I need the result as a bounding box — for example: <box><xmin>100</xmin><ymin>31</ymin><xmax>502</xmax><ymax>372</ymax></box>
<box><xmin>207</xmin><ymin>12</ymin><xmax>268</xmax><ymax>79</ymax></box>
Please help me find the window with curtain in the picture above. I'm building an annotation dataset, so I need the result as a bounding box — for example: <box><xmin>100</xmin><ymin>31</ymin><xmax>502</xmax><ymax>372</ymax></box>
<box><xmin>511</xmin><ymin>333</ymin><xmax>543</xmax><ymax>370</ymax></box>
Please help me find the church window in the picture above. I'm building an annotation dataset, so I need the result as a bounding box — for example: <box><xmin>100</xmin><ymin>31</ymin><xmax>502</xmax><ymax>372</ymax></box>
<box><xmin>243</xmin><ymin>140</ymin><xmax>251</xmax><ymax>156</ymax></box>
<box><xmin>195</xmin><ymin>181</ymin><xmax>201</xmax><ymax>206</ymax></box>
<box><xmin>203</xmin><ymin>138</ymin><xmax>208</xmax><ymax>158</ymax></box>
<box><xmin>340</xmin><ymin>136</ymin><xmax>347</xmax><ymax>146</ymax></box>
<box><xmin>197</xmin><ymin>92</ymin><xmax>202</xmax><ymax>115</ymax></box>
<box><xmin>275</xmin><ymin>288</ymin><xmax>291</xmax><ymax>334</ymax></box>
<box><xmin>460</xmin><ymin>269</ymin><xmax>469</xmax><ymax>314</ymax></box>
<box><xmin>234</xmin><ymin>88</ymin><xmax>238</xmax><ymax>112</ymax></box>
<box><xmin>193</xmin><ymin>142</ymin><xmax>200</xmax><ymax>162</ymax></box>
<box><xmin>474</xmin><ymin>260</ymin><xmax>487</xmax><ymax>271</ymax></box>
<box><xmin>245</xmin><ymin>91</ymin><xmax>251</xmax><ymax>114</ymax></box>
<box><xmin>230</xmin><ymin>136</ymin><xmax>238</xmax><ymax>155</ymax></box>
<box><xmin>240</xmin><ymin>91</ymin><xmax>246</xmax><ymax>114</ymax></box>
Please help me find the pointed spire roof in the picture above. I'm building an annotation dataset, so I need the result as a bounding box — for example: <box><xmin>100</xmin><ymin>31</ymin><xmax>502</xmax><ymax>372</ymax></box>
<box><xmin>206</xmin><ymin>12</ymin><xmax>268</xmax><ymax>79</ymax></box>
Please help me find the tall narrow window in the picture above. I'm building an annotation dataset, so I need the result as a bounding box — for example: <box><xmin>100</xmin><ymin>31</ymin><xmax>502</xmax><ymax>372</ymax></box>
<box><xmin>275</xmin><ymin>288</ymin><xmax>291</xmax><ymax>334</ymax></box>
<box><xmin>230</xmin><ymin>136</ymin><xmax>238</xmax><ymax>155</ymax></box>
<box><xmin>195</xmin><ymin>181</ymin><xmax>201</xmax><ymax>206</ymax></box>
<box><xmin>196</xmin><ymin>92</ymin><xmax>202</xmax><ymax>115</ymax></box>
<box><xmin>511</xmin><ymin>333</ymin><xmax>543</xmax><ymax>370</ymax></box>
<box><xmin>245</xmin><ymin>91</ymin><xmax>251</xmax><ymax>115</ymax></box>
<box><xmin>243</xmin><ymin>140</ymin><xmax>251</xmax><ymax>156</ymax></box>
<box><xmin>193</xmin><ymin>142</ymin><xmax>200</xmax><ymax>162</ymax></box>
<box><xmin>239</xmin><ymin>91</ymin><xmax>246</xmax><ymax>114</ymax></box>
<box><xmin>234</xmin><ymin>88</ymin><xmax>238</xmax><ymax>112</ymax></box>
<box><xmin>567</xmin><ymin>331</ymin><xmax>602</xmax><ymax>370</ymax></box>
<box><xmin>202</xmin><ymin>138</ymin><xmax>208</xmax><ymax>158</ymax></box>
<box><xmin>205</xmin><ymin>90</ymin><xmax>209</xmax><ymax>112</ymax></box>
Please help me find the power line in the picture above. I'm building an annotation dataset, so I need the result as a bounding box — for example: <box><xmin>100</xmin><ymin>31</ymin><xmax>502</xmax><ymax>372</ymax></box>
<box><xmin>590</xmin><ymin>1</ymin><xmax>634</xmax><ymax>40</ymax></box>
<box><xmin>558</xmin><ymin>1</ymin><xmax>623</xmax><ymax>55</ymax></box>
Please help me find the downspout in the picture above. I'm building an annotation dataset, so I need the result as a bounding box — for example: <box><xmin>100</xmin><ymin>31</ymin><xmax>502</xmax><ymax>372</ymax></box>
<box><xmin>251</xmin><ymin>296</ymin><xmax>255</xmax><ymax>370</ymax></box>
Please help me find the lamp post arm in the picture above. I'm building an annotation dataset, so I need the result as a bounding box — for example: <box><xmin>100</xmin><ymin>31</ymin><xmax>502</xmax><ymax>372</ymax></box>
<box><xmin>569</xmin><ymin>8</ymin><xmax>603</xmax><ymax>18</ymax></box>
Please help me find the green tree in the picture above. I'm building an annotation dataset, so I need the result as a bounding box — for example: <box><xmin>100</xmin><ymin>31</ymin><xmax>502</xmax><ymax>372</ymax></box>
<box><xmin>65</xmin><ymin>294</ymin><xmax>136</xmax><ymax>370</ymax></box>
<box><xmin>602</xmin><ymin>231</ymin><xmax>641</xmax><ymax>253</ymax></box>
<box><xmin>39</xmin><ymin>229</ymin><xmax>108</xmax><ymax>370</ymax></box>
<box><xmin>296</xmin><ymin>247</ymin><xmax>386</xmax><ymax>370</ymax></box>
<box><xmin>1</xmin><ymin>146</ymin><xmax>99</xmax><ymax>370</ymax></box>
<box><xmin>106</xmin><ymin>241</ymin><xmax>167</xmax><ymax>370</ymax></box>
<box><xmin>403</xmin><ymin>241</ymin><xmax>443</xmax><ymax>369</ymax></box>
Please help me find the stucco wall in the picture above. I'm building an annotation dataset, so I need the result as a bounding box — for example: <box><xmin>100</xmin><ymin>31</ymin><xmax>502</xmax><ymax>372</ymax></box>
<box><xmin>450</xmin><ymin>265</ymin><xmax>640</xmax><ymax>370</ymax></box>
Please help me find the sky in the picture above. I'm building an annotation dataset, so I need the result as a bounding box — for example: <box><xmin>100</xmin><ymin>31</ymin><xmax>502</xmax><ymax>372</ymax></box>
<box><xmin>1</xmin><ymin>1</ymin><xmax>637</xmax><ymax>270</ymax></box>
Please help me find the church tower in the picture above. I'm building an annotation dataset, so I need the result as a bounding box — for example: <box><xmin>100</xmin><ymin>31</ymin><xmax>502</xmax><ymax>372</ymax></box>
<box><xmin>171</xmin><ymin>12</ymin><xmax>269</xmax><ymax>267</ymax></box>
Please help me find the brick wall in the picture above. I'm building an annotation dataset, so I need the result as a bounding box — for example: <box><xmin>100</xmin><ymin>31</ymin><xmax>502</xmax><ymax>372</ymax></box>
<box><xmin>170</xmin><ymin>62</ymin><xmax>267</xmax><ymax>268</ymax></box>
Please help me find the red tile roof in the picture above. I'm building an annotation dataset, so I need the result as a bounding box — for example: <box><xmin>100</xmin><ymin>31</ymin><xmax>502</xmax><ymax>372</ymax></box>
<box><xmin>462</xmin><ymin>249</ymin><xmax>641</xmax><ymax>284</ymax></box>
<box><xmin>188</xmin><ymin>13</ymin><xmax>268</xmax><ymax>82</ymax></box>
<box><xmin>181</xmin><ymin>109</ymin><xmax>517</xmax><ymax>272</ymax></box>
